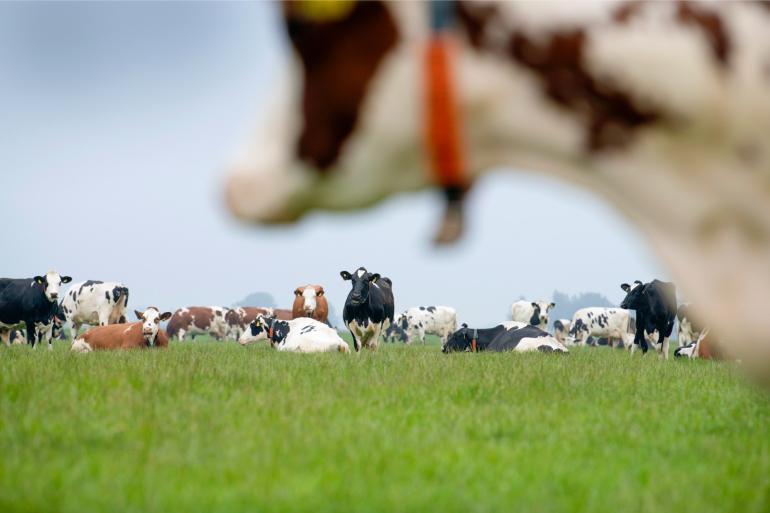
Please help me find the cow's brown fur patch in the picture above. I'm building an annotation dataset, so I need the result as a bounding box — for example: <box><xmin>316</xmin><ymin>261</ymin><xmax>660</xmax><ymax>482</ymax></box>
<box><xmin>675</xmin><ymin>2</ymin><xmax>731</xmax><ymax>66</ymax></box>
<box><xmin>285</xmin><ymin>0</ymin><xmax>398</xmax><ymax>170</ymax></box>
<box><xmin>80</xmin><ymin>322</ymin><xmax>169</xmax><ymax>350</ymax></box>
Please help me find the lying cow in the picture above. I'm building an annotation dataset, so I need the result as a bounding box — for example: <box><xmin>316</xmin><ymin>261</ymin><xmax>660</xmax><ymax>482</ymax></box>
<box><xmin>166</xmin><ymin>306</ymin><xmax>229</xmax><ymax>340</ymax></box>
<box><xmin>291</xmin><ymin>285</ymin><xmax>329</xmax><ymax>324</ymax></box>
<box><xmin>511</xmin><ymin>300</ymin><xmax>554</xmax><ymax>330</ymax></box>
<box><xmin>390</xmin><ymin>305</ymin><xmax>457</xmax><ymax>345</ymax></box>
<box><xmin>621</xmin><ymin>280</ymin><xmax>677</xmax><ymax>359</ymax></box>
<box><xmin>225</xmin><ymin>306</ymin><xmax>273</xmax><ymax>339</ymax></box>
<box><xmin>674</xmin><ymin>331</ymin><xmax>726</xmax><ymax>360</ymax></box>
<box><xmin>8</xmin><ymin>329</ymin><xmax>25</xmax><ymax>346</ymax></box>
<box><xmin>569</xmin><ymin>308</ymin><xmax>634</xmax><ymax>350</ymax></box>
<box><xmin>676</xmin><ymin>303</ymin><xmax>706</xmax><ymax>348</ymax></box>
<box><xmin>71</xmin><ymin>307</ymin><xmax>172</xmax><ymax>352</ymax></box>
<box><xmin>239</xmin><ymin>315</ymin><xmax>349</xmax><ymax>353</ymax></box>
<box><xmin>61</xmin><ymin>280</ymin><xmax>129</xmax><ymax>338</ymax></box>
<box><xmin>341</xmin><ymin>267</ymin><xmax>394</xmax><ymax>351</ymax></box>
<box><xmin>553</xmin><ymin>319</ymin><xmax>571</xmax><ymax>344</ymax></box>
<box><xmin>442</xmin><ymin>321</ymin><xmax>567</xmax><ymax>353</ymax></box>
<box><xmin>0</xmin><ymin>270</ymin><xmax>72</xmax><ymax>350</ymax></box>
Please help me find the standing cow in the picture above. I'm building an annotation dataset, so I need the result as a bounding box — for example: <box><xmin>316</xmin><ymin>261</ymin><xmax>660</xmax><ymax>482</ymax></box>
<box><xmin>568</xmin><ymin>308</ymin><xmax>634</xmax><ymax>350</ymax></box>
<box><xmin>166</xmin><ymin>306</ymin><xmax>229</xmax><ymax>340</ymax></box>
<box><xmin>620</xmin><ymin>280</ymin><xmax>677</xmax><ymax>359</ymax></box>
<box><xmin>0</xmin><ymin>271</ymin><xmax>72</xmax><ymax>349</ymax></box>
<box><xmin>61</xmin><ymin>280</ymin><xmax>129</xmax><ymax>338</ymax></box>
<box><xmin>225</xmin><ymin>306</ymin><xmax>273</xmax><ymax>339</ymax></box>
<box><xmin>341</xmin><ymin>267</ymin><xmax>394</xmax><ymax>352</ymax></box>
<box><xmin>511</xmin><ymin>300</ymin><xmax>554</xmax><ymax>330</ymax></box>
<box><xmin>390</xmin><ymin>306</ymin><xmax>457</xmax><ymax>345</ymax></box>
<box><xmin>291</xmin><ymin>285</ymin><xmax>330</xmax><ymax>324</ymax></box>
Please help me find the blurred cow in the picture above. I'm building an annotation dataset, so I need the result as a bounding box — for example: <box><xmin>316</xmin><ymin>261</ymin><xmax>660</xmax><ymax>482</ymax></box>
<box><xmin>390</xmin><ymin>305</ymin><xmax>457</xmax><ymax>345</ymax></box>
<box><xmin>569</xmin><ymin>307</ymin><xmax>634</xmax><ymax>350</ymax></box>
<box><xmin>225</xmin><ymin>306</ymin><xmax>273</xmax><ymax>339</ymax></box>
<box><xmin>224</xmin><ymin>1</ymin><xmax>770</xmax><ymax>379</ymax></box>
<box><xmin>553</xmin><ymin>319</ymin><xmax>571</xmax><ymax>345</ymax></box>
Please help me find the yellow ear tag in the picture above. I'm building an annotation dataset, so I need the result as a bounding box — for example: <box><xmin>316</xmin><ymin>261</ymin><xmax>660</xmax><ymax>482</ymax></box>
<box><xmin>293</xmin><ymin>0</ymin><xmax>356</xmax><ymax>22</ymax></box>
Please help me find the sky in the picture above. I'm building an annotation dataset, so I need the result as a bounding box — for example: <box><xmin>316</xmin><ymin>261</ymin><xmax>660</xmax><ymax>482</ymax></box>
<box><xmin>0</xmin><ymin>2</ymin><xmax>666</xmax><ymax>326</ymax></box>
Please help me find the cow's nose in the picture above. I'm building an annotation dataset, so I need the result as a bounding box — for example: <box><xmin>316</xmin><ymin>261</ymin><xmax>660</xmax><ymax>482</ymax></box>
<box><xmin>50</xmin><ymin>293</ymin><xmax>58</xmax><ymax>299</ymax></box>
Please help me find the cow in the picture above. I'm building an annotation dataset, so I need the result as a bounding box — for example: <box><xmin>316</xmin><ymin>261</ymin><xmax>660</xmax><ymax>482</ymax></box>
<box><xmin>390</xmin><ymin>305</ymin><xmax>457</xmax><ymax>345</ymax></box>
<box><xmin>60</xmin><ymin>280</ymin><xmax>129</xmax><ymax>338</ymax></box>
<box><xmin>0</xmin><ymin>271</ymin><xmax>72</xmax><ymax>349</ymax></box>
<box><xmin>224</xmin><ymin>1</ymin><xmax>770</xmax><ymax>380</ymax></box>
<box><xmin>511</xmin><ymin>300</ymin><xmax>555</xmax><ymax>330</ymax></box>
<box><xmin>71</xmin><ymin>307</ymin><xmax>172</xmax><ymax>352</ymax></box>
<box><xmin>8</xmin><ymin>329</ymin><xmax>25</xmax><ymax>346</ymax></box>
<box><xmin>384</xmin><ymin>322</ymin><xmax>409</xmax><ymax>343</ymax></box>
<box><xmin>620</xmin><ymin>280</ymin><xmax>677</xmax><ymax>359</ymax></box>
<box><xmin>225</xmin><ymin>306</ymin><xmax>273</xmax><ymax>339</ymax></box>
<box><xmin>553</xmin><ymin>318</ymin><xmax>571</xmax><ymax>344</ymax></box>
<box><xmin>291</xmin><ymin>285</ymin><xmax>330</xmax><ymax>324</ymax></box>
<box><xmin>239</xmin><ymin>314</ymin><xmax>349</xmax><ymax>353</ymax></box>
<box><xmin>677</xmin><ymin>303</ymin><xmax>706</xmax><ymax>348</ymax></box>
<box><xmin>442</xmin><ymin>321</ymin><xmax>567</xmax><ymax>353</ymax></box>
<box><xmin>568</xmin><ymin>307</ymin><xmax>634</xmax><ymax>350</ymax></box>
<box><xmin>166</xmin><ymin>306</ymin><xmax>229</xmax><ymax>340</ymax></box>
<box><xmin>674</xmin><ymin>330</ymin><xmax>726</xmax><ymax>360</ymax></box>
<box><xmin>340</xmin><ymin>267</ymin><xmax>394</xmax><ymax>352</ymax></box>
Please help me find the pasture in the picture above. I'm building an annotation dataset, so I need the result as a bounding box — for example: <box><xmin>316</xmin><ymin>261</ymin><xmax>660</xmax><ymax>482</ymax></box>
<box><xmin>1</xmin><ymin>338</ymin><xmax>768</xmax><ymax>513</ymax></box>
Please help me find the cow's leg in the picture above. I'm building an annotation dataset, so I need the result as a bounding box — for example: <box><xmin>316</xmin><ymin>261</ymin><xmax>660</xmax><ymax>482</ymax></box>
<box><xmin>659</xmin><ymin>331</ymin><xmax>670</xmax><ymax>360</ymax></box>
<box><xmin>26</xmin><ymin>324</ymin><xmax>36</xmax><ymax>349</ymax></box>
<box><xmin>636</xmin><ymin>329</ymin><xmax>648</xmax><ymax>354</ymax></box>
<box><xmin>70</xmin><ymin>323</ymin><xmax>79</xmax><ymax>340</ymax></box>
<box><xmin>178</xmin><ymin>329</ymin><xmax>186</xmax><ymax>341</ymax></box>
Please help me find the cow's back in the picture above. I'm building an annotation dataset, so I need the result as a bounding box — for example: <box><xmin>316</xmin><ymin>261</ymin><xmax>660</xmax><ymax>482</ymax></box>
<box><xmin>81</xmin><ymin>322</ymin><xmax>142</xmax><ymax>350</ymax></box>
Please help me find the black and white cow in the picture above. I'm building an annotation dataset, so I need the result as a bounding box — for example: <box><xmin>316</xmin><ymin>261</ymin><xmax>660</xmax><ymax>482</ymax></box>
<box><xmin>676</xmin><ymin>303</ymin><xmax>706</xmax><ymax>348</ymax></box>
<box><xmin>61</xmin><ymin>280</ymin><xmax>129</xmax><ymax>338</ymax></box>
<box><xmin>0</xmin><ymin>271</ymin><xmax>72</xmax><ymax>349</ymax></box>
<box><xmin>553</xmin><ymin>319</ymin><xmax>571</xmax><ymax>345</ymax></box>
<box><xmin>511</xmin><ymin>300</ymin><xmax>555</xmax><ymax>330</ymax></box>
<box><xmin>239</xmin><ymin>314</ymin><xmax>349</xmax><ymax>353</ymax></box>
<box><xmin>341</xmin><ymin>267</ymin><xmax>394</xmax><ymax>352</ymax></box>
<box><xmin>442</xmin><ymin>321</ymin><xmax>567</xmax><ymax>353</ymax></box>
<box><xmin>620</xmin><ymin>280</ymin><xmax>677</xmax><ymax>359</ymax></box>
<box><xmin>568</xmin><ymin>307</ymin><xmax>634</xmax><ymax>350</ymax></box>
<box><xmin>390</xmin><ymin>305</ymin><xmax>457</xmax><ymax>345</ymax></box>
<box><xmin>8</xmin><ymin>329</ymin><xmax>26</xmax><ymax>346</ymax></box>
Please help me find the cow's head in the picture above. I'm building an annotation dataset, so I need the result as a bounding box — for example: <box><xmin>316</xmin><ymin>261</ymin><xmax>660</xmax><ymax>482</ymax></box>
<box><xmin>530</xmin><ymin>301</ymin><xmax>555</xmax><ymax>326</ymax></box>
<box><xmin>135</xmin><ymin>307</ymin><xmax>172</xmax><ymax>345</ymax></box>
<box><xmin>240</xmin><ymin>314</ymin><xmax>273</xmax><ymax>346</ymax></box>
<box><xmin>340</xmin><ymin>267</ymin><xmax>381</xmax><ymax>306</ymax></box>
<box><xmin>294</xmin><ymin>285</ymin><xmax>325</xmax><ymax>316</ymax></box>
<box><xmin>620</xmin><ymin>280</ymin><xmax>645</xmax><ymax>309</ymax></box>
<box><xmin>442</xmin><ymin>324</ymin><xmax>474</xmax><ymax>353</ymax></box>
<box><xmin>33</xmin><ymin>271</ymin><xmax>72</xmax><ymax>302</ymax></box>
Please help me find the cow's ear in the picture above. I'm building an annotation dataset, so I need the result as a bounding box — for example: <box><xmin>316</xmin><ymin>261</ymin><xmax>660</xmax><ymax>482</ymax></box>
<box><xmin>531</xmin><ymin>302</ymin><xmax>539</xmax><ymax>309</ymax></box>
<box><xmin>160</xmin><ymin>312</ymin><xmax>172</xmax><ymax>321</ymax></box>
<box><xmin>369</xmin><ymin>273</ymin><xmax>380</xmax><ymax>283</ymax></box>
<box><xmin>134</xmin><ymin>310</ymin><xmax>144</xmax><ymax>320</ymax></box>
<box><xmin>61</xmin><ymin>276</ymin><xmax>72</xmax><ymax>284</ymax></box>
<box><xmin>461</xmin><ymin>322</ymin><xmax>468</xmax><ymax>328</ymax></box>
<box><xmin>340</xmin><ymin>271</ymin><xmax>352</xmax><ymax>281</ymax></box>
<box><xmin>33</xmin><ymin>276</ymin><xmax>44</xmax><ymax>284</ymax></box>
<box><xmin>294</xmin><ymin>288</ymin><xmax>302</xmax><ymax>296</ymax></box>
<box><xmin>548</xmin><ymin>302</ymin><xmax>555</xmax><ymax>311</ymax></box>
<box><xmin>317</xmin><ymin>287</ymin><xmax>324</xmax><ymax>296</ymax></box>
<box><xmin>634</xmin><ymin>280</ymin><xmax>643</xmax><ymax>285</ymax></box>
<box><xmin>621</xmin><ymin>283</ymin><xmax>630</xmax><ymax>292</ymax></box>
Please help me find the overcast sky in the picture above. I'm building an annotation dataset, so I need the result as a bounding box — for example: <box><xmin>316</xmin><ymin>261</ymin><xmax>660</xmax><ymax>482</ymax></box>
<box><xmin>0</xmin><ymin>2</ymin><xmax>665</xmax><ymax>326</ymax></box>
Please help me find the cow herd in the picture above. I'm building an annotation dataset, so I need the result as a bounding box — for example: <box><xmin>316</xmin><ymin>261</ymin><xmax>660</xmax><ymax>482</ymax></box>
<box><xmin>0</xmin><ymin>268</ymin><xmax>714</xmax><ymax>359</ymax></box>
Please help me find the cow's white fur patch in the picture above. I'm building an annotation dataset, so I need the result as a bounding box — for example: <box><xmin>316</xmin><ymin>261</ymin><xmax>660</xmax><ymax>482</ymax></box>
<box><xmin>70</xmin><ymin>338</ymin><xmax>93</xmax><ymax>353</ymax></box>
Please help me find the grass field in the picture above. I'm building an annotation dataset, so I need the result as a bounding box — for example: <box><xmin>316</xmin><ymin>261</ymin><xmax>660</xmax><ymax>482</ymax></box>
<box><xmin>1</xmin><ymin>336</ymin><xmax>768</xmax><ymax>513</ymax></box>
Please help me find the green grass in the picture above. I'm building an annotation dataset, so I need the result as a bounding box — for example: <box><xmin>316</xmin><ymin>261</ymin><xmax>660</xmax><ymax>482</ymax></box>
<box><xmin>1</xmin><ymin>337</ymin><xmax>768</xmax><ymax>513</ymax></box>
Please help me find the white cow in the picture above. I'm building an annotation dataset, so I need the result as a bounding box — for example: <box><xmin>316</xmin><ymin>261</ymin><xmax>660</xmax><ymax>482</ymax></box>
<box><xmin>511</xmin><ymin>300</ymin><xmax>554</xmax><ymax>330</ymax></box>
<box><xmin>391</xmin><ymin>305</ymin><xmax>457</xmax><ymax>345</ymax></box>
<box><xmin>61</xmin><ymin>280</ymin><xmax>129</xmax><ymax>338</ymax></box>
<box><xmin>569</xmin><ymin>308</ymin><xmax>634</xmax><ymax>351</ymax></box>
<box><xmin>239</xmin><ymin>315</ymin><xmax>349</xmax><ymax>353</ymax></box>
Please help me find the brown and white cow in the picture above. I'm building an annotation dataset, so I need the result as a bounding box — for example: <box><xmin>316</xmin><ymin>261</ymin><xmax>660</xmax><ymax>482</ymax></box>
<box><xmin>291</xmin><ymin>285</ymin><xmax>329</xmax><ymax>324</ymax></box>
<box><xmin>224</xmin><ymin>1</ymin><xmax>770</xmax><ymax>379</ymax></box>
<box><xmin>70</xmin><ymin>307</ymin><xmax>172</xmax><ymax>352</ymax></box>
<box><xmin>166</xmin><ymin>306</ymin><xmax>229</xmax><ymax>341</ymax></box>
<box><xmin>225</xmin><ymin>306</ymin><xmax>273</xmax><ymax>339</ymax></box>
